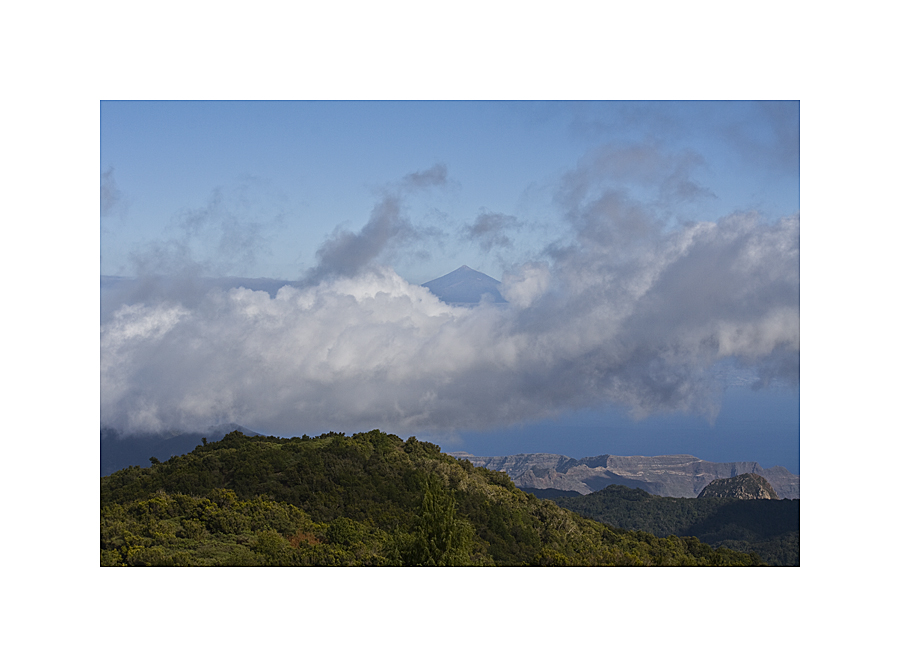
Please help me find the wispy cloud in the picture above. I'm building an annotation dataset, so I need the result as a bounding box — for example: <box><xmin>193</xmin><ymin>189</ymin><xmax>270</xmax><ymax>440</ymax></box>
<box><xmin>124</xmin><ymin>179</ymin><xmax>284</xmax><ymax>281</ymax></box>
<box><xmin>100</xmin><ymin>167</ymin><xmax>126</xmax><ymax>217</ymax></box>
<box><xmin>464</xmin><ymin>211</ymin><xmax>523</xmax><ymax>252</ymax></box>
<box><xmin>401</xmin><ymin>163</ymin><xmax>448</xmax><ymax>190</ymax></box>
<box><xmin>721</xmin><ymin>101</ymin><xmax>800</xmax><ymax>175</ymax></box>
<box><xmin>557</xmin><ymin>143</ymin><xmax>715</xmax><ymax>227</ymax></box>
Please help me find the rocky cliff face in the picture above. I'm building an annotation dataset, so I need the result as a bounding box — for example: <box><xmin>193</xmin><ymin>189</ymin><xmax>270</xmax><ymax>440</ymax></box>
<box><xmin>447</xmin><ymin>452</ymin><xmax>800</xmax><ymax>499</ymax></box>
<box><xmin>697</xmin><ymin>473</ymin><xmax>779</xmax><ymax>499</ymax></box>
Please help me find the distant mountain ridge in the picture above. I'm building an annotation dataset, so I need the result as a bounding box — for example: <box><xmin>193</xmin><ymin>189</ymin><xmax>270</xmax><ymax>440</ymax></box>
<box><xmin>448</xmin><ymin>452</ymin><xmax>799</xmax><ymax>499</ymax></box>
<box><xmin>101</xmin><ymin>275</ymin><xmax>300</xmax><ymax>298</ymax></box>
<box><xmin>422</xmin><ymin>265</ymin><xmax>507</xmax><ymax>304</ymax></box>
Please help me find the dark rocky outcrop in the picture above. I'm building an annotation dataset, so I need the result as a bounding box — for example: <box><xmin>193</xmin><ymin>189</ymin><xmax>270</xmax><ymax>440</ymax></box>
<box><xmin>697</xmin><ymin>472</ymin><xmax>779</xmax><ymax>500</ymax></box>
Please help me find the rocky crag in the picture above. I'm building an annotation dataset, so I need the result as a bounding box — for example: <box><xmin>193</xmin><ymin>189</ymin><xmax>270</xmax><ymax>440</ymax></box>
<box><xmin>697</xmin><ymin>472</ymin><xmax>780</xmax><ymax>500</ymax></box>
<box><xmin>447</xmin><ymin>452</ymin><xmax>799</xmax><ymax>500</ymax></box>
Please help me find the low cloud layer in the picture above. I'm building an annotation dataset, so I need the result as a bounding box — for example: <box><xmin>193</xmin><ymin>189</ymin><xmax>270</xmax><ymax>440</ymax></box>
<box><xmin>101</xmin><ymin>144</ymin><xmax>798</xmax><ymax>437</ymax></box>
<box><xmin>101</xmin><ymin>211</ymin><xmax>798</xmax><ymax>436</ymax></box>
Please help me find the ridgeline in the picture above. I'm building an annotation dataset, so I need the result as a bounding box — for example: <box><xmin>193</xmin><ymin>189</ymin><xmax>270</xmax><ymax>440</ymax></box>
<box><xmin>101</xmin><ymin>430</ymin><xmax>767</xmax><ymax>566</ymax></box>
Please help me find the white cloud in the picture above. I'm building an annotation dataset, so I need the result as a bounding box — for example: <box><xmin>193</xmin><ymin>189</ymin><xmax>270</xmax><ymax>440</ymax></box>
<box><xmin>101</xmin><ymin>142</ymin><xmax>798</xmax><ymax>436</ymax></box>
<box><xmin>101</xmin><ymin>211</ymin><xmax>799</xmax><ymax>436</ymax></box>
<box><xmin>500</xmin><ymin>262</ymin><xmax>550</xmax><ymax>308</ymax></box>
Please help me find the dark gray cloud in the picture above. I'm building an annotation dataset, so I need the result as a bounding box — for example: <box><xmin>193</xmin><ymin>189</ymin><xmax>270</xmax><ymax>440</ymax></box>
<box><xmin>302</xmin><ymin>164</ymin><xmax>449</xmax><ymax>285</ymax></box>
<box><xmin>302</xmin><ymin>195</ymin><xmax>413</xmax><ymax>285</ymax></box>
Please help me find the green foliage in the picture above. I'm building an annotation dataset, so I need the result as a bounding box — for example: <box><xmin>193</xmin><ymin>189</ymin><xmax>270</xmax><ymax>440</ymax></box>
<box><xmin>474</xmin><ymin>466</ymin><xmax>516</xmax><ymax>491</ymax></box>
<box><xmin>252</xmin><ymin>529</ymin><xmax>298</xmax><ymax>566</ymax></box>
<box><xmin>403</xmin><ymin>477</ymin><xmax>474</xmax><ymax>566</ymax></box>
<box><xmin>552</xmin><ymin>485</ymin><xmax>799</xmax><ymax>566</ymax></box>
<box><xmin>101</xmin><ymin>431</ymin><xmax>766</xmax><ymax>567</ymax></box>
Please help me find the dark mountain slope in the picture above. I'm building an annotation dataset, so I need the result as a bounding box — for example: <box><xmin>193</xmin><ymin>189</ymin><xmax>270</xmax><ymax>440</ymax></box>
<box><xmin>553</xmin><ymin>485</ymin><xmax>799</xmax><ymax>566</ymax></box>
<box><xmin>100</xmin><ymin>430</ymin><xmax>763</xmax><ymax>566</ymax></box>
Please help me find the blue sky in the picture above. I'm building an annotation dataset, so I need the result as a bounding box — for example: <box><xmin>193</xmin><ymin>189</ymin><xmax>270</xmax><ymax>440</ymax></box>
<box><xmin>100</xmin><ymin>100</ymin><xmax>799</xmax><ymax>472</ymax></box>
<box><xmin>101</xmin><ymin>101</ymin><xmax>798</xmax><ymax>283</ymax></box>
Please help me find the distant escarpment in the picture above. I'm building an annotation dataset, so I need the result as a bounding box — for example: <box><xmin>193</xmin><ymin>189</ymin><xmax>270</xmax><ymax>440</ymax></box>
<box><xmin>448</xmin><ymin>452</ymin><xmax>799</xmax><ymax>500</ymax></box>
<box><xmin>697</xmin><ymin>473</ymin><xmax>779</xmax><ymax>500</ymax></box>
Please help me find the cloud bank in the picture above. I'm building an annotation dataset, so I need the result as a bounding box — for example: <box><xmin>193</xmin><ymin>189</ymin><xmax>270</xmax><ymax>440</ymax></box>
<box><xmin>101</xmin><ymin>144</ymin><xmax>798</xmax><ymax>437</ymax></box>
<box><xmin>101</xmin><ymin>211</ymin><xmax>798</xmax><ymax>435</ymax></box>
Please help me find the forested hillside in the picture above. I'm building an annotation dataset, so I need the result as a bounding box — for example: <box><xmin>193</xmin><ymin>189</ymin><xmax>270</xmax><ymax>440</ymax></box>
<box><xmin>553</xmin><ymin>485</ymin><xmax>799</xmax><ymax>566</ymax></box>
<box><xmin>101</xmin><ymin>430</ymin><xmax>766</xmax><ymax>566</ymax></box>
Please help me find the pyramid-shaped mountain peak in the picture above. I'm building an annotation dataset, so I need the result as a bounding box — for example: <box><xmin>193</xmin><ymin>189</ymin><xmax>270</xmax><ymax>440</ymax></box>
<box><xmin>422</xmin><ymin>266</ymin><xmax>506</xmax><ymax>305</ymax></box>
